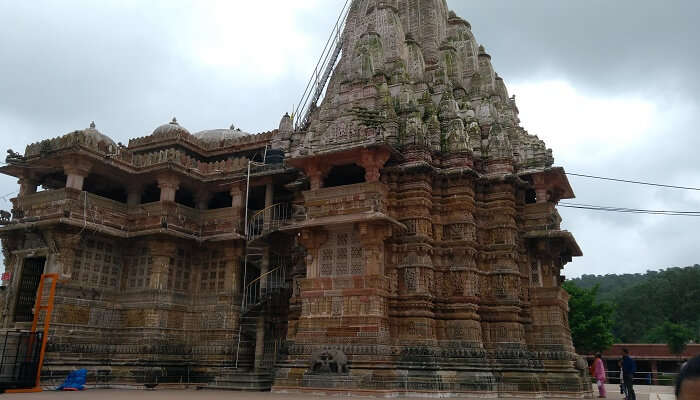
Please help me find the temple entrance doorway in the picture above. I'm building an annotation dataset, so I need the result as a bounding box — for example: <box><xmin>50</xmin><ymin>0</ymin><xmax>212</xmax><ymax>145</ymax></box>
<box><xmin>14</xmin><ymin>257</ymin><xmax>45</xmax><ymax>322</ymax></box>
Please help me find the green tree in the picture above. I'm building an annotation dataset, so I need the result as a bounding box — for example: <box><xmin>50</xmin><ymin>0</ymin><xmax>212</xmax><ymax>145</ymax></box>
<box><xmin>647</xmin><ymin>321</ymin><xmax>693</xmax><ymax>359</ymax></box>
<box><xmin>570</xmin><ymin>265</ymin><xmax>700</xmax><ymax>343</ymax></box>
<box><xmin>613</xmin><ymin>266</ymin><xmax>700</xmax><ymax>343</ymax></box>
<box><xmin>562</xmin><ymin>281</ymin><xmax>616</xmax><ymax>354</ymax></box>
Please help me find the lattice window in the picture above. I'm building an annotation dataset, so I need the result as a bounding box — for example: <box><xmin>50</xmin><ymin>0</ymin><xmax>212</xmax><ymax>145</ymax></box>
<box><xmin>127</xmin><ymin>247</ymin><xmax>152</xmax><ymax>289</ymax></box>
<box><xmin>73</xmin><ymin>238</ymin><xmax>122</xmax><ymax>289</ymax></box>
<box><xmin>320</xmin><ymin>248</ymin><xmax>333</xmax><ymax>276</ymax></box>
<box><xmin>350</xmin><ymin>246</ymin><xmax>363</xmax><ymax>275</ymax></box>
<box><xmin>531</xmin><ymin>261</ymin><xmax>542</xmax><ymax>287</ymax></box>
<box><xmin>201</xmin><ymin>249</ymin><xmax>226</xmax><ymax>291</ymax></box>
<box><xmin>404</xmin><ymin>268</ymin><xmax>417</xmax><ymax>291</ymax></box>
<box><xmin>319</xmin><ymin>230</ymin><xmax>364</xmax><ymax>277</ymax></box>
<box><xmin>167</xmin><ymin>248</ymin><xmax>191</xmax><ymax>291</ymax></box>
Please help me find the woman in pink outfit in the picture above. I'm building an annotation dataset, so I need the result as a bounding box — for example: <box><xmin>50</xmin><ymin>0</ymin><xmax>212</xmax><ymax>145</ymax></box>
<box><xmin>592</xmin><ymin>353</ymin><xmax>607</xmax><ymax>398</ymax></box>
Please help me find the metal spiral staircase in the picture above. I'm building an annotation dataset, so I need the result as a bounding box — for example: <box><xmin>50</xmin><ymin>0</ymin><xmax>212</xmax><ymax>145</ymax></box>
<box><xmin>210</xmin><ymin>204</ymin><xmax>294</xmax><ymax>390</ymax></box>
<box><xmin>232</xmin><ymin>203</ymin><xmax>293</xmax><ymax>373</ymax></box>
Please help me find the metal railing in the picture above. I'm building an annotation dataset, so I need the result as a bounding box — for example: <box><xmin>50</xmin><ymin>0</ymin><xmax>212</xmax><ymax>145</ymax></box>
<box><xmin>602</xmin><ymin>370</ymin><xmax>680</xmax><ymax>386</ymax></box>
<box><xmin>0</xmin><ymin>331</ymin><xmax>43</xmax><ymax>391</ymax></box>
<box><xmin>293</xmin><ymin>0</ymin><xmax>351</xmax><ymax>132</ymax></box>
<box><xmin>246</xmin><ymin>203</ymin><xmax>292</xmax><ymax>241</ymax></box>
<box><xmin>241</xmin><ymin>266</ymin><xmax>288</xmax><ymax>315</ymax></box>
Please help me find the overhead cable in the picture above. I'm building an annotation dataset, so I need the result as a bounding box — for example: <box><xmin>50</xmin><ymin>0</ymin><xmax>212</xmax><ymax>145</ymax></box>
<box><xmin>559</xmin><ymin>202</ymin><xmax>700</xmax><ymax>216</ymax></box>
<box><xmin>566</xmin><ymin>172</ymin><xmax>700</xmax><ymax>191</ymax></box>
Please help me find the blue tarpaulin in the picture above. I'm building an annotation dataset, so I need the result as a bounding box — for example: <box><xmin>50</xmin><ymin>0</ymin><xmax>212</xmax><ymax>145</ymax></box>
<box><xmin>56</xmin><ymin>369</ymin><xmax>87</xmax><ymax>391</ymax></box>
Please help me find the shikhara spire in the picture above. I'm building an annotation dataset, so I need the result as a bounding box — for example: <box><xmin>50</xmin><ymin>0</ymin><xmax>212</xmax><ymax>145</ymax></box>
<box><xmin>0</xmin><ymin>2</ymin><xmax>585</xmax><ymax>396</ymax></box>
<box><xmin>288</xmin><ymin>0</ymin><xmax>552</xmax><ymax>175</ymax></box>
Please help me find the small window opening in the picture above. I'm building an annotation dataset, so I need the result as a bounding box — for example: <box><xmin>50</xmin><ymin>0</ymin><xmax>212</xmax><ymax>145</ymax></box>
<box><xmin>323</xmin><ymin>164</ymin><xmax>366</xmax><ymax>188</ymax></box>
<box><xmin>83</xmin><ymin>174</ymin><xmax>127</xmax><ymax>203</ymax></box>
<box><xmin>141</xmin><ymin>183</ymin><xmax>160</xmax><ymax>204</ymax></box>
<box><xmin>208</xmin><ymin>192</ymin><xmax>233</xmax><ymax>210</ymax></box>
<box><xmin>175</xmin><ymin>187</ymin><xmax>196</xmax><ymax>208</ymax></box>
<box><xmin>14</xmin><ymin>257</ymin><xmax>45</xmax><ymax>322</ymax></box>
<box><xmin>247</xmin><ymin>186</ymin><xmax>266</xmax><ymax>211</ymax></box>
<box><xmin>525</xmin><ymin>189</ymin><xmax>537</xmax><ymax>204</ymax></box>
<box><xmin>39</xmin><ymin>172</ymin><xmax>67</xmax><ymax>191</ymax></box>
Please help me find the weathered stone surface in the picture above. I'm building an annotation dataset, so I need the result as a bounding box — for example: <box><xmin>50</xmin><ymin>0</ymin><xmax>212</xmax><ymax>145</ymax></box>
<box><xmin>0</xmin><ymin>0</ymin><xmax>588</xmax><ymax>397</ymax></box>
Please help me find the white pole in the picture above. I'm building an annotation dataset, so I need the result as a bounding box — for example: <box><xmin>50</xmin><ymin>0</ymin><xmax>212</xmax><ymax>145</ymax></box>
<box><xmin>235</xmin><ymin>160</ymin><xmax>252</xmax><ymax>369</ymax></box>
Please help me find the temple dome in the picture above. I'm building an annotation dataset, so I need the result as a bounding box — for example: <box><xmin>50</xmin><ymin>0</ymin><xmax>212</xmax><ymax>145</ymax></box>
<box><xmin>193</xmin><ymin>125</ymin><xmax>249</xmax><ymax>143</ymax></box>
<box><xmin>79</xmin><ymin>121</ymin><xmax>115</xmax><ymax>146</ymax></box>
<box><xmin>152</xmin><ymin>117</ymin><xmax>190</xmax><ymax>136</ymax></box>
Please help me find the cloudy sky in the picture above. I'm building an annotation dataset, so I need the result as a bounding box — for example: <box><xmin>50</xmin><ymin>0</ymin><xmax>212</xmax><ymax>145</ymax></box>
<box><xmin>1</xmin><ymin>0</ymin><xmax>698</xmax><ymax>278</ymax></box>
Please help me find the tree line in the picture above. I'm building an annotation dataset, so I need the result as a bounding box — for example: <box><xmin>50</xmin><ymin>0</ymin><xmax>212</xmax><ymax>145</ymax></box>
<box><xmin>563</xmin><ymin>264</ymin><xmax>700</xmax><ymax>353</ymax></box>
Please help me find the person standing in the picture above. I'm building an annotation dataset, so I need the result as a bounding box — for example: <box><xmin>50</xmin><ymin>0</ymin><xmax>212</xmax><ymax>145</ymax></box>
<box><xmin>592</xmin><ymin>353</ymin><xmax>607</xmax><ymax>398</ymax></box>
<box><xmin>676</xmin><ymin>355</ymin><xmax>700</xmax><ymax>400</ymax></box>
<box><xmin>621</xmin><ymin>348</ymin><xmax>636</xmax><ymax>400</ymax></box>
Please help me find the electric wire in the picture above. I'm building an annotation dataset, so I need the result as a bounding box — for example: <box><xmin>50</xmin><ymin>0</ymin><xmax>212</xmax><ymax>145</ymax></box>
<box><xmin>566</xmin><ymin>172</ymin><xmax>700</xmax><ymax>191</ymax></box>
<box><xmin>558</xmin><ymin>202</ymin><xmax>700</xmax><ymax>216</ymax></box>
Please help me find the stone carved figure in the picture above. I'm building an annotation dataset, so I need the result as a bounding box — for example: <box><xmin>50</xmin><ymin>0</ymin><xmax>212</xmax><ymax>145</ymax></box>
<box><xmin>446</xmin><ymin>119</ymin><xmax>469</xmax><ymax>152</ymax></box>
<box><xmin>292</xmin><ymin>204</ymin><xmax>307</xmax><ymax>221</ymax></box>
<box><xmin>0</xmin><ymin>210</ymin><xmax>11</xmax><ymax>224</ymax></box>
<box><xmin>405</xmin><ymin>113</ymin><xmax>425</xmax><ymax>146</ymax></box>
<box><xmin>6</xmin><ymin>149</ymin><xmax>26</xmax><ymax>163</ymax></box>
<box><xmin>309</xmin><ymin>349</ymin><xmax>349</xmax><ymax>374</ymax></box>
<box><xmin>487</xmin><ymin>125</ymin><xmax>513</xmax><ymax>159</ymax></box>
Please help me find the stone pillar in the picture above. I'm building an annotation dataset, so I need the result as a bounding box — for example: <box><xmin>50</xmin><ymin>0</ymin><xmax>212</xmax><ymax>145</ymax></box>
<box><xmin>157</xmin><ymin>175</ymin><xmax>179</xmax><ymax>203</ymax></box>
<box><xmin>148</xmin><ymin>240</ymin><xmax>176</xmax><ymax>291</ymax></box>
<box><xmin>254</xmin><ymin>245</ymin><xmax>270</xmax><ymax>370</ymax></box>
<box><xmin>17</xmin><ymin>178</ymin><xmax>38</xmax><ymax>196</ymax></box>
<box><xmin>298</xmin><ymin>229</ymin><xmax>329</xmax><ymax>278</ymax></box>
<box><xmin>359</xmin><ymin>148</ymin><xmax>391</xmax><ymax>183</ymax></box>
<box><xmin>532</xmin><ymin>173</ymin><xmax>549</xmax><ymax>204</ymax></box>
<box><xmin>265</xmin><ymin>183</ymin><xmax>274</xmax><ymax>208</ymax></box>
<box><xmin>307</xmin><ymin>165</ymin><xmax>324</xmax><ymax>190</ymax></box>
<box><xmin>358</xmin><ymin>222</ymin><xmax>391</xmax><ymax>276</ymax></box>
<box><xmin>264</xmin><ymin>183</ymin><xmax>274</xmax><ymax>228</ymax></box>
<box><xmin>651</xmin><ymin>360</ymin><xmax>658</xmax><ymax>384</ymax></box>
<box><xmin>195</xmin><ymin>190</ymin><xmax>211</xmax><ymax>210</ymax></box>
<box><xmin>230</xmin><ymin>184</ymin><xmax>245</xmax><ymax>234</ymax></box>
<box><xmin>53</xmin><ymin>234</ymin><xmax>82</xmax><ymax>279</ymax></box>
<box><xmin>254</xmin><ymin>314</ymin><xmax>265</xmax><ymax>370</ymax></box>
<box><xmin>260</xmin><ymin>247</ymin><xmax>270</xmax><ymax>292</ymax></box>
<box><xmin>63</xmin><ymin>160</ymin><xmax>92</xmax><ymax>191</ymax></box>
<box><xmin>222</xmin><ymin>245</ymin><xmax>243</xmax><ymax>293</ymax></box>
<box><xmin>126</xmin><ymin>184</ymin><xmax>143</xmax><ymax>207</ymax></box>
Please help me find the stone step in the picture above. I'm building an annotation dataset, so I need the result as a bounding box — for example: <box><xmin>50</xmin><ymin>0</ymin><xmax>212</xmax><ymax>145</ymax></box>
<box><xmin>202</xmin><ymin>371</ymin><xmax>274</xmax><ymax>391</ymax></box>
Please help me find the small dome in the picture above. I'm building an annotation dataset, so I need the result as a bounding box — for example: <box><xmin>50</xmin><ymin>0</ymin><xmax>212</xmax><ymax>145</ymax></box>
<box><xmin>193</xmin><ymin>125</ymin><xmax>249</xmax><ymax>143</ymax></box>
<box><xmin>152</xmin><ymin>117</ymin><xmax>190</xmax><ymax>136</ymax></box>
<box><xmin>279</xmin><ymin>113</ymin><xmax>293</xmax><ymax>132</ymax></box>
<box><xmin>80</xmin><ymin>121</ymin><xmax>116</xmax><ymax>146</ymax></box>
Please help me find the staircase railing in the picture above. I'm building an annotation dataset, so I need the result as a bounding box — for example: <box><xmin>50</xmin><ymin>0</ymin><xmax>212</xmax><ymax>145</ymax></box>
<box><xmin>241</xmin><ymin>266</ymin><xmax>288</xmax><ymax>315</ymax></box>
<box><xmin>293</xmin><ymin>0</ymin><xmax>351</xmax><ymax>132</ymax></box>
<box><xmin>246</xmin><ymin>203</ymin><xmax>291</xmax><ymax>241</ymax></box>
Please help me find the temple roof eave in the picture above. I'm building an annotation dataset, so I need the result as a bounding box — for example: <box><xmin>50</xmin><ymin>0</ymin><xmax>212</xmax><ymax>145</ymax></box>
<box><xmin>519</xmin><ymin>166</ymin><xmax>575</xmax><ymax>200</ymax></box>
<box><xmin>0</xmin><ymin>217</ymin><xmax>245</xmax><ymax>242</ymax></box>
<box><xmin>524</xmin><ymin>229</ymin><xmax>583</xmax><ymax>258</ymax></box>
<box><xmin>286</xmin><ymin>142</ymin><xmax>402</xmax><ymax>170</ymax></box>
<box><xmin>2</xmin><ymin>145</ymin><xmax>271</xmax><ymax>185</ymax></box>
<box><xmin>280</xmin><ymin>211</ymin><xmax>407</xmax><ymax>233</ymax></box>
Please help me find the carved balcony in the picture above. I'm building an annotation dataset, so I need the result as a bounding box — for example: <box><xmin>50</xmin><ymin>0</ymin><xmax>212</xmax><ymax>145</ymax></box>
<box><xmin>287</xmin><ymin>181</ymin><xmax>402</xmax><ymax>230</ymax></box>
<box><xmin>4</xmin><ymin>189</ymin><xmax>243</xmax><ymax>241</ymax></box>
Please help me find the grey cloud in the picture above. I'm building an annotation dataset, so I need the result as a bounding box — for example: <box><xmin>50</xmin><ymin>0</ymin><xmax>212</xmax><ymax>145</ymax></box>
<box><xmin>450</xmin><ymin>0</ymin><xmax>700</xmax><ymax>95</ymax></box>
<box><xmin>0</xmin><ymin>1</ymin><xmax>697</xmax><ymax>277</ymax></box>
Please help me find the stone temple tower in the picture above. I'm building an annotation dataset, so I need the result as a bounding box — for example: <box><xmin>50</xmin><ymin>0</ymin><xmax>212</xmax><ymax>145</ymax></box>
<box><xmin>0</xmin><ymin>0</ymin><xmax>588</xmax><ymax>396</ymax></box>
<box><xmin>274</xmin><ymin>0</ymin><xmax>589</xmax><ymax>395</ymax></box>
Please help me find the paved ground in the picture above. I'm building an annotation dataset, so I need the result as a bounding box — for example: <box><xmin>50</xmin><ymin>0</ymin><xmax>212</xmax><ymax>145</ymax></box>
<box><xmin>3</xmin><ymin>384</ymin><xmax>676</xmax><ymax>399</ymax></box>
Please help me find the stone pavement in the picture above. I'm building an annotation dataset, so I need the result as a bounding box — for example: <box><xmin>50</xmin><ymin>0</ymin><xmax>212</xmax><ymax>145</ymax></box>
<box><xmin>2</xmin><ymin>385</ymin><xmax>676</xmax><ymax>400</ymax></box>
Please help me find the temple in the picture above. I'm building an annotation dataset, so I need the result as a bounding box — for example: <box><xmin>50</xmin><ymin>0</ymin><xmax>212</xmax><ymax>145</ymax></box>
<box><xmin>0</xmin><ymin>0</ymin><xmax>590</xmax><ymax>396</ymax></box>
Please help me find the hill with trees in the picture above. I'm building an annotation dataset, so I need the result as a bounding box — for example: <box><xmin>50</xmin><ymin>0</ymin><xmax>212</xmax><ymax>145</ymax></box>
<box><xmin>565</xmin><ymin>265</ymin><xmax>700</xmax><ymax>348</ymax></box>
